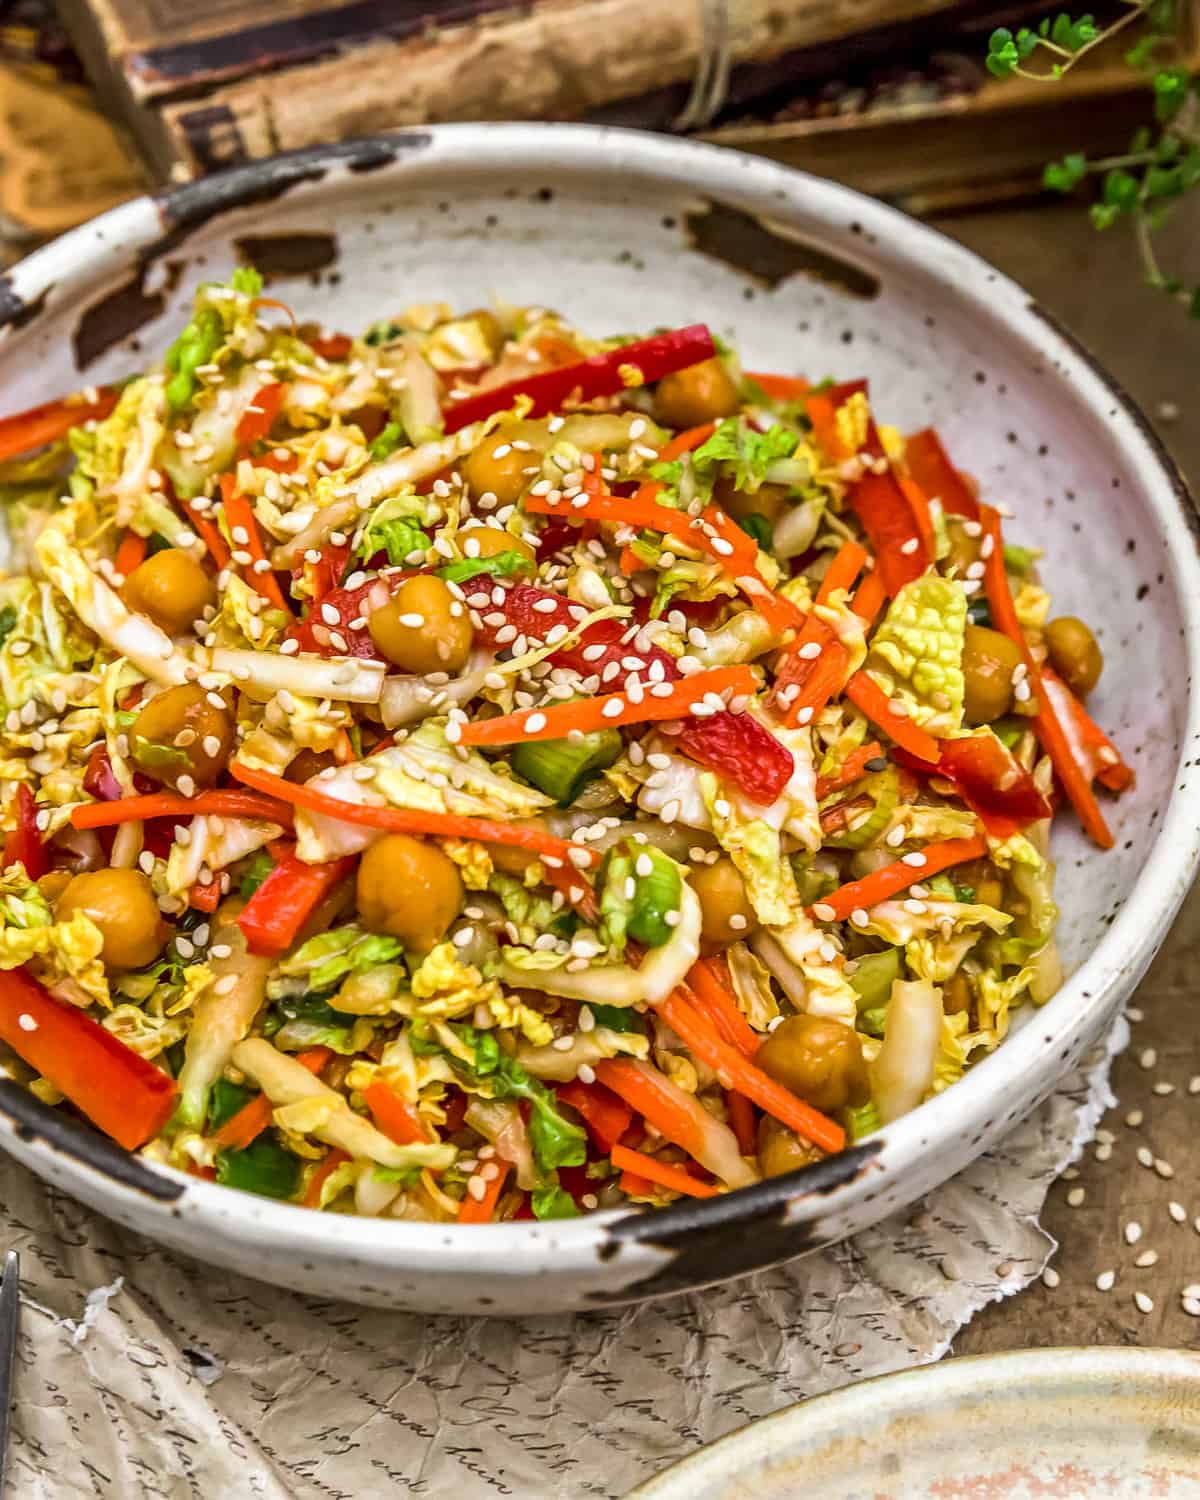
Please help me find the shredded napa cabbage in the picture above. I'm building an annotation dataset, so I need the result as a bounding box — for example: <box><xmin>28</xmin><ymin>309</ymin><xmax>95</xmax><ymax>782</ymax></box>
<box><xmin>864</xmin><ymin>575</ymin><xmax>967</xmax><ymax>736</ymax></box>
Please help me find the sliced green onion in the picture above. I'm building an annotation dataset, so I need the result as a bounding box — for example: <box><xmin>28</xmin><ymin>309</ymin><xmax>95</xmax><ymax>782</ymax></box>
<box><xmin>585</xmin><ymin>1003</ymin><xmax>647</xmax><ymax>1034</ymax></box>
<box><xmin>368</xmin><ymin>421</ymin><xmax>404</xmax><ymax>461</ymax></box>
<box><xmin>626</xmin><ymin>846</ymin><xmax>683</xmax><ymax>948</ymax></box>
<box><xmin>858</xmin><ymin>1005</ymin><xmax>887</xmax><ymax>1039</ymax></box>
<box><xmin>823</xmin><ymin>765</ymin><xmax>899</xmax><ymax>850</ymax></box>
<box><xmin>791</xmin><ymin>857</ymin><xmax>838</xmax><ymax>906</ymax></box>
<box><xmin>511</xmin><ymin>728</ymin><xmax>622</xmax><ymax>807</ymax></box>
<box><xmin>849</xmin><ymin>948</ymin><xmax>900</xmax><ymax>1012</ymax></box>
<box><xmin>925</xmin><ymin>873</ymin><xmax>958</xmax><ymax>901</ymax></box>
<box><xmin>215</xmin><ymin>1137</ymin><xmax>300</xmax><ymax>1200</ymax></box>
<box><xmin>736</xmin><ymin>513</ymin><xmax>773</xmax><ymax>549</ymax></box>
<box><xmin>207</xmin><ymin>1077</ymin><xmax>253</xmax><ymax>1132</ymax></box>
<box><xmin>1003</xmin><ymin>543</ymin><xmax>1038</xmax><ymax>576</ymax></box>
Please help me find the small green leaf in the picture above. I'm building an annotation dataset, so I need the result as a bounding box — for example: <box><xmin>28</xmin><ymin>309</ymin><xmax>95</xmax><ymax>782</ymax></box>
<box><xmin>1089</xmin><ymin>202</ymin><xmax>1121</xmax><ymax>231</ymax></box>
<box><xmin>1144</xmin><ymin>165</ymin><xmax>1183</xmax><ymax>201</ymax></box>
<box><xmin>1154</xmin><ymin>68</ymin><xmax>1189</xmax><ymax>122</ymax></box>
<box><xmin>1101</xmin><ymin>167</ymin><xmax>1139</xmax><ymax>210</ymax></box>
<box><xmin>986</xmin><ymin>28</ymin><xmax>1020</xmax><ymax>78</ymax></box>
<box><xmin>1042</xmin><ymin>152</ymin><xmax>1089</xmax><ymax>193</ymax></box>
<box><xmin>1188</xmin><ymin>287</ymin><xmax>1200</xmax><ymax>319</ymax></box>
<box><xmin>1130</xmin><ymin>126</ymin><xmax>1152</xmax><ymax>154</ymax></box>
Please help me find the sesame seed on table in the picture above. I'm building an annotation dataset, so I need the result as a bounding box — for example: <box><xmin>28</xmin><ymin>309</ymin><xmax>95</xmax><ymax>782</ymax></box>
<box><xmin>942</xmin><ymin>198</ymin><xmax>1200</xmax><ymax>1357</ymax></box>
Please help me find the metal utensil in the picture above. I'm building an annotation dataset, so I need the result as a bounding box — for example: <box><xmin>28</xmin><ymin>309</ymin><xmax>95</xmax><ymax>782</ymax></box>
<box><xmin>0</xmin><ymin>1251</ymin><xmax>18</xmax><ymax>1497</ymax></box>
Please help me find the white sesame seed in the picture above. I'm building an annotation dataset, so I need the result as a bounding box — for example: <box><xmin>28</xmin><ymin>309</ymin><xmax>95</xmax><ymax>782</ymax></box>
<box><xmin>602</xmin><ymin>698</ymin><xmax>625</xmax><ymax>719</ymax></box>
<box><xmin>1139</xmin><ymin>1047</ymin><xmax>1157</xmax><ymax>1069</ymax></box>
<box><xmin>1095</xmin><ymin>1142</ymin><xmax>1112</xmax><ymax>1162</ymax></box>
<box><xmin>1168</xmin><ymin>1201</ymin><xmax>1187</xmax><ymax>1223</ymax></box>
<box><xmin>1137</xmin><ymin>1146</ymin><xmax>1154</xmax><ymax>1168</ymax></box>
<box><xmin>523</xmin><ymin>712</ymin><xmax>547</xmax><ymax>734</ymax></box>
<box><xmin>1153</xmin><ymin>1082</ymin><xmax>1175</xmax><ymax>1097</ymax></box>
<box><xmin>900</xmin><ymin>852</ymin><xmax>927</xmax><ymax>868</ymax></box>
<box><xmin>1096</xmin><ymin>1270</ymin><xmax>1115</xmax><ymax>1292</ymax></box>
<box><xmin>1133</xmin><ymin>1291</ymin><xmax>1154</xmax><ymax>1314</ymax></box>
<box><xmin>1041</xmin><ymin>1266</ymin><xmax>1060</xmax><ymax>1289</ymax></box>
<box><xmin>466</xmin><ymin>1175</ymin><xmax>487</xmax><ymax>1202</ymax></box>
<box><xmin>17</xmin><ymin>1014</ymin><xmax>37</xmax><ymax>1032</ymax></box>
<box><xmin>1184</xmin><ymin>1299</ymin><xmax>1200</xmax><ymax>1317</ymax></box>
<box><xmin>849</xmin><ymin>908</ymin><xmax>869</xmax><ymax>928</ymax></box>
<box><xmin>813</xmin><ymin>903</ymin><xmax>837</xmax><ymax>922</ymax></box>
<box><xmin>1134</xmin><ymin>1249</ymin><xmax>1158</xmax><ymax>1268</ymax></box>
<box><xmin>1125</xmin><ymin>1221</ymin><xmax>1143</xmax><ymax>1245</ymax></box>
<box><xmin>1155</xmin><ymin>1158</ymin><xmax>1175</xmax><ymax>1179</ymax></box>
<box><xmin>1066</xmin><ymin>1187</ymin><xmax>1085</xmax><ymax>1207</ymax></box>
<box><xmin>215</xmin><ymin>974</ymin><xmax>239</xmax><ymax>996</ymax></box>
<box><xmin>176</xmin><ymin>774</ymin><xmax>196</xmax><ymax>798</ymax></box>
<box><xmin>1126</xmin><ymin>1109</ymin><xmax>1144</xmax><ymax>1127</ymax></box>
<box><xmin>885</xmin><ymin>825</ymin><xmax>906</xmax><ymax>848</ymax></box>
<box><xmin>899</xmin><ymin>537</ymin><xmax>920</xmax><ymax>556</ymax></box>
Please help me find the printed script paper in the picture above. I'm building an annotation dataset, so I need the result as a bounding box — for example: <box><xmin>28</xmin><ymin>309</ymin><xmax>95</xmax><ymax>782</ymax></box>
<box><xmin>2</xmin><ymin>1017</ymin><xmax>1124</xmax><ymax>1500</ymax></box>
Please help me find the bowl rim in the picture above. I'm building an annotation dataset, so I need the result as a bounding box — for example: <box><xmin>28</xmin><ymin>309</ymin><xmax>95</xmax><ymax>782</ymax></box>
<box><xmin>2</xmin><ymin>122</ymin><xmax>1198</xmax><ymax>1274</ymax></box>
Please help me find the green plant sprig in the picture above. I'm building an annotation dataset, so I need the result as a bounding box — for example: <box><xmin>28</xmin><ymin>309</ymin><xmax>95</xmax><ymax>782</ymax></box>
<box><xmin>987</xmin><ymin>3</ymin><xmax>1200</xmax><ymax>315</ymax></box>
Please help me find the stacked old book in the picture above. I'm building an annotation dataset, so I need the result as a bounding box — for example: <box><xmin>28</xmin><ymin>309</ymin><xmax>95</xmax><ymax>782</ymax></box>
<box><xmin>56</xmin><ymin>0</ymin><xmax>1198</xmax><ymax>210</ymax></box>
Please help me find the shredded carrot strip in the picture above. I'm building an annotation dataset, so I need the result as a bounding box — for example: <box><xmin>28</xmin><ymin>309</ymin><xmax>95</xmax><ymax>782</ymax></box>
<box><xmin>593</xmin><ymin>1059</ymin><xmax>713</xmax><ymax>1162</ymax></box>
<box><xmin>804</xmin><ymin>393</ymin><xmax>846</xmax><ymax>461</ymax></box>
<box><xmin>457</xmin><ymin>1160</ymin><xmax>511</xmax><ymax>1223</ymax></box>
<box><xmin>744</xmin><ymin>371</ymin><xmax>810</xmax><ymax>400</ymax></box>
<box><xmin>657</xmin><ymin>422</ymin><xmax>717</xmax><ymax>460</ymax></box>
<box><xmin>229</xmin><ymin>760</ymin><xmax>598</xmax><ymax>865</ymax></box>
<box><xmin>618</xmin><ymin>1169</ymin><xmax>658</xmax><ymax>1197</ymax></box>
<box><xmin>0</xmin><ymin>389</ymin><xmax>117</xmax><ymax>463</ymax></box>
<box><xmin>303</xmin><ymin>1149</ymin><xmax>350</xmax><ymax>1209</ymax></box>
<box><xmin>71</xmin><ymin>790</ymin><xmax>294</xmax><ymax>831</ymax></box>
<box><xmin>657</xmin><ymin>990</ymin><xmax>845</xmax><ymax>1154</ymax></box>
<box><xmin>609</xmin><ymin>1144</ymin><xmax>718</xmax><ymax>1199</ymax></box>
<box><xmin>459</xmin><ymin>665</ymin><xmax>758</xmax><ymax>747</ymax></box>
<box><xmin>814</xmin><ymin>834</ymin><xmax>988</xmax><ymax>923</ymax></box>
<box><xmin>979</xmin><ymin>504</ymin><xmax>1113</xmax><ymax>848</ymax></box>
<box><xmin>685</xmin><ymin>958</ymin><xmax>760</xmax><ymax>1057</ymax></box>
<box><xmin>363</xmin><ymin>1081</ymin><xmax>428</xmax><ymax>1144</ymax></box>
<box><xmin>774</xmin><ymin>541</ymin><xmax>867</xmax><ymax>723</ymax></box>
<box><xmin>844</xmin><ymin>672</ymin><xmax>941</xmax><ymax>762</ymax></box>
<box><xmin>219</xmin><ymin>475</ymin><xmax>290</xmax><ymax>613</ymax></box>
<box><xmin>212</xmin><ymin>1048</ymin><xmax>331</xmax><ymax>1151</ymax></box>
<box><xmin>851</xmin><ymin>569</ymin><xmax>887</xmax><ymax>624</ymax></box>
<box><xmin>814</xmin><ymin>742</ymin><xmax>885</xmax><ymax>800</ymax></box>
<box><xmin>115</xmin><ymin>531</ymin><xmax>147</xmax><ymax>577</ymax></box>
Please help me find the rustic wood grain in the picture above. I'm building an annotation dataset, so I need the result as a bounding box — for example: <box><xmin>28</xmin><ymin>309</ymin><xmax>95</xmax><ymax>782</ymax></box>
<box><xmin>938</xmin><ymin>197</ymin><xmax>1200</xmax><ymax>1356</ymax></box>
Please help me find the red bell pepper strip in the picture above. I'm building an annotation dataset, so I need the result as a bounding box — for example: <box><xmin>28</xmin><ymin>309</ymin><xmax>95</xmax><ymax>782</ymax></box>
<box><xmin>656</xmin><ymin>989</ymin><xmax>845</xmax><ymax>1154</ymax></box>
<box><xmin>1039</xmin><ymin>666</ymin><xmax>1134</xmax><ymax>794</ymax></box>
<box><xmin>673</xmin><ymin>708</ymin><xmax>795</xmax><ymax>807</ymax></box>
<box><xmin>442</xmin><ymin>324</ymin><xmax>716</xmax><ymax>433</ymax></box>
<box><xmin>557</xmin><ymin>1078</ymin><xmax>634</xmax><ymax>1154</ymax></box>
<box><xmin>844</xmin><ymin>672</ymin><xmax>942</xmax><ymax>763</ymax></box>
<box><xmin>813</xmin><ymin>834</ymin><xmax>988</xmax><ymax>923</ymax></box>
<box><xmin>459</xmin><ymin>665</ymin><xmax>757</xmax><ymax>746</ymax></box>
<box><xmin>237</xmin><ymin>853</ymin><xmax>357</xmax><ymax>956</ymax></box>
<box><xmin>0</xmin><ymin>966</ymin><xmax>176</xmax><ymax>1150</ymax></box>
<box><xmin>3</xmin><ymin>783</ymin><xmax>48</xmax><ymax>879</ymax></box>
<box><xmin>188</xmin><ymin>878</ymin><xmax>224</xmax><ymax>913</ymax></box>
<box><xmin>0</xmin><ymin>389</ymin><xmax>117</xmax><ymax>462</ymax></box>
<box><xmin>979</xmin><ymin>505</ymin><xmax>1113</xmax><ymax>848</ymax></box>
<box><xmin>813</xmin><ymin>380</ymin><xmax>929</xmax><ymax>595</ymax></box>
<box><xmin>904</xmin><ymin>428</ymin><xmax>979</xmax><ymax>520</ymax></box>
<box><xmin>283</xmin><ymin>569</ymin><xmax>404</xmax><ymax>659</ymax></box>
<box><xmin>219</xmin><ymin>475</ymin><xmax>291</xmax><ymax>614</ymax></box>
<box><xmin>609</xmin><ymin>1143</ymin><xmax>718</xmax><ymax>1198</ymax></box>
<box><xmin>71</xmin><ymin>791</ymin><xmax>294</xmax><ymax>831</ymax></box>
<box><xmin>363</xmin><ymin>1080</ymin><xmax>429</xmax><ymax>1144</ymax></box>
<box><xmin>892</xmin><ymin>737</ymin><xmax>1052</xmax><ymax>840</ymax></box>
<box><xmin>114</xmin><ymin>531</ymin><xmax>147</xmax><ymax>578</ymax></box>
<box><xmin>235</xmin><ymin>382</ymin><xmax>287</xmax><ymax>449</ymax></box>
<box><xmin>230</xmin><ymin>759</ymin><xmax>598</xmax><ymax>866</ymax></box>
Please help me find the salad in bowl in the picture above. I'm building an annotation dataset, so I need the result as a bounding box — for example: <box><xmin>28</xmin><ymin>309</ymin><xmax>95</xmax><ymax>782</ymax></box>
<box><xmin>0</xmin><ymin>269</ymin><xmax>1133</xmax><ymax>1223</ymax></box>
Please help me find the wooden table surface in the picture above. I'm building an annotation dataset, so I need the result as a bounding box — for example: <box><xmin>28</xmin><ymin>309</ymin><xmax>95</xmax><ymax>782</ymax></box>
<box><xmin>931</xmin><ymin>198</ymin><xmax>1200</xmax><ymax>1355</ymax></box>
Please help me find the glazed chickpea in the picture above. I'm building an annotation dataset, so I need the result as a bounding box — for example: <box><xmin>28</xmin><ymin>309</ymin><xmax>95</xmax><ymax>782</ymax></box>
<box><xmin>57</xmin><ymin>869</ymin><xmax>165</xmax><ymax>970</ymax></box>
<box><xmin>654</xmin><ymin>357</ymin><xmax>740</xmax><ymax>429</ymax></box>
<box><xmin>131</xmin><ymin>683</ymin><xmax>235</xmax><ymax>790</ymax></box>
<box><xmin>487</xmin><ymin>841</ymin><xmax>540</xmax><ymax>878</ymax></box>
<box><xmin>356</xmin><ymin>833</ymin><xmax>464</xmax><ymax>951</ymax></box>
<box><xmin>36</xmin><ymin>870</ymin><xmax>72</xmax><ymax>904</ymax></box>
<box><xmin>691</xmin><ymin>857</ymin><xmax>758</xmax><ymax>951</ymax></box>
<box><xmin>943</xmin><ymin>517</ymin><xmax>981</xmax><ymax>577</ymax></box>
<box><xmin>712</xmin><ymin>476</ymin><xmax>789</xmax><ymax>528</ymax></box>
<box><xmin>286</xmin><ymin>748</ymin><xmax>338</xmax><ymax>784</ymax></box>
<box><xmin>756</xmin><ymin>1013</ymin><xmax>870</xmax><ymax>1114</ymax></box>
<box><xmin>122</xmin><ymin>548</ymin><xmax>215</xmax><ymax>637</ymax></box>
<box><xmin>368</xmin><ymin>574</ymin><xmax>474</xmax><ymax>674</ymax></box>
<box><xmin>962</xmin><ymin>623</ymin><xmax>1023</xmax><ymax>726</ymax></box>
<box><xmin>757</xmin><ymin>1114</ymin><xmax>823</xmax><ymax>1179</ymax></box>
<box><xmin>1045</xmin><ymin>616</ymin><xmax>1103</xmax><ymax>698</ymax></box>
<box><xmin>462</xmin><ymin>435</ymin><xmax>537</xmax><ymax>505</ymax></box>
<box><xmin>459</xmin><ymin>525</ymin><xmax>536</xmax><ymax>565</ymax></box>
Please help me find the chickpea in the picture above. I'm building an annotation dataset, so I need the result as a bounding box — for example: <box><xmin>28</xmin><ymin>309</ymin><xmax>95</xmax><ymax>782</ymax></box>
<box><xmin>756</xmin><ymin>1013</ymin><xmax>869</xmax><ymax>1113</ymax></box>
<box><xmin>368</xmin><ymin>574</ymin><xmax>474</xmax><ymax>675</ymax></box>
<box><xmin>286</xmin><ymin>748</ymin><xmax>338</xmax><ymax>784</ymax></box>
<box><xmin>943</xmin><ymin>517</ymin><xmax>981</xmax><ymax>576</ymax></box>
<box><xmin>462</xmin><ymin>435</ymin><xmax>537</xmax><ymax>505</ymax></box>
<box><xmin>712</xmin><ymin>476</ymin><xmax>789</xmax><ymax>528</ymax></box>
<box><xmin>488</xmin><ymin>842</ymin><xmax>540</xmax><ymax>878</ymax></box>
<box><xmin>654</xmin><ymin>358</ymin><xmax>740</xmax><ymax>429</ymax></box>
<box><xmin>1045</xmin><ymin>616</ymin><xmax>1102</xmax><ymax>698</ymax></box>
<box><xmin>122</xmin><ymin>548</ymin><xmax>214</xmax><ymax>637</ymax></box>
<box><xmin>36</xmin><ymin>870</ymin><xmax>72</xmax><ymax>904</ymax></box>
<box><xmin>958</xmin><ymin>858</ymin><xmax>1004</xmax><ymax>911</ymax></box>
<box><xmin>944</xmin><ymin>972</ymin><xmax>973</xmax><ymax>1017</ymax></box>
<box><xmin>57</xmin><ymin>869</ymin><xmax>165</xmax><ymax>970</ymax></box>
<box><xmin>962</xmin><ymin>623</ymin><xmax>1023</xmax><ymax>726</ymax></box>
<box><xmin>131</xmin><ymin>683</ymin><xmax>235</xmax><ymax>789</ymax></box>
<box><xmin>691</xmin><ymin>857</ymin><xmax>758</xmax><ymax>951</ymax></box>
<box><xmin>459</xmin><ymin>525</ymin><xmax>536</xmax><ymax>565</ymax></box>
<box><xmin>356</xmin><ymin>833</ymin><xmax>463</xmax><ymax>951</ymax></box>
<box><xmin>757</xmin><ymin>1114</ymin><xmax>823</xmax><ymax>1179</ymax></box>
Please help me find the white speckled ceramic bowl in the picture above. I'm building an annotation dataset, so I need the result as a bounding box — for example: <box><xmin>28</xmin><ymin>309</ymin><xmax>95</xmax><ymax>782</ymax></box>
<box><xmin>0</xmin><ymin>126</ymin><xmax>1196</xmax><ymax>1314</ymax></box>
<box><xmin>628</xmin><ymin>1347</ymin><xmax>1200</xmax><ymax>1497</ymax></box>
